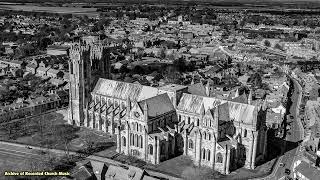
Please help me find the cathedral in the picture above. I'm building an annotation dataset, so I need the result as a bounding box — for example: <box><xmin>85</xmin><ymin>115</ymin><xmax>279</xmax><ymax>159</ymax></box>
<box><xmin>68</xmin><ymin>43</ymin><xmax>268</xmax><ymax>174</ymax></box>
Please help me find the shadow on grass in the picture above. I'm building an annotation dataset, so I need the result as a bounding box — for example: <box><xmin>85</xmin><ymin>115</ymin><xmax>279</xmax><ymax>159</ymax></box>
<box><xmin>76</xmin><ymin>141</ymin><xmax>116</xmax><ymax>157</ymax></box>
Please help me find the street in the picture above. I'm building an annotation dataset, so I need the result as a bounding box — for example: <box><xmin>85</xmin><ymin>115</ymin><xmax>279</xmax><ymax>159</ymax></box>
<box><xmin>251</xmin><ymin>76</ymin><xmax>304</xmax><ymax>180</ymax></box>
<box><xmin>274</xmin><ymin>77</ymin><xmax>303</xmax><ymax>179</ymax></box>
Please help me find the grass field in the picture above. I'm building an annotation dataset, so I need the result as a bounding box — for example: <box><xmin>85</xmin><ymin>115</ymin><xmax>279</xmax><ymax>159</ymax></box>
<box><xmin>0</xmin><ymin>109</ymin><xmax>116</xmax><ymax>154</ymax></box>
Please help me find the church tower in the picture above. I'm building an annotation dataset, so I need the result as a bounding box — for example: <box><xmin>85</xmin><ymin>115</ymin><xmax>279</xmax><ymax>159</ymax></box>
<box><xmin>68</xmin><ymin>44</ymin><xmax>90</xmax><ymax>126</ymax></box>
<box><xmin>68</xmin><ymin>42</ymin><xmax>111</xmax><ymax>126</ymax></box>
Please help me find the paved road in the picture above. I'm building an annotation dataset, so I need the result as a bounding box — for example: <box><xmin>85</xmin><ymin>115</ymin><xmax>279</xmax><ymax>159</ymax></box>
<box><xmin>273</xmin><ymin>77</ymin><xmax>303</xmax><ymax>180</ymax></box>
<box><xmin>251</xmin><ymin>76</ymin><xmax>304</xmax><ymax>180</ymax></box>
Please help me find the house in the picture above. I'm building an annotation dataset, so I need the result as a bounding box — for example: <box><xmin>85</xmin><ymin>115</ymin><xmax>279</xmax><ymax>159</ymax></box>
<box><xmin>47</xmin><ymin>68</ymin><xmax>64</xmax><ymax>79</ymax></box>
<box><xmin>46</xmin><ymin>45</ymin><xmax>69</xmax><ymax>56</ymax></box>
<box><xmin>293</xmin><ymin>160</ymin><xmax>320</xmax><ymax>180</ymax></box>
<box><xmin>26</xmin><ymin>60</ymin><xmax>38</xmax><ymax>74</ymax></box>
<box><xmin>36</xmin><ymin>61</ymin><xmax>50</xmax><ymax>78</ymax></box>
<box><xmin>10</xmin><ymin>68</ymin><xmax>24</xmax><ymax>77</ymax></box>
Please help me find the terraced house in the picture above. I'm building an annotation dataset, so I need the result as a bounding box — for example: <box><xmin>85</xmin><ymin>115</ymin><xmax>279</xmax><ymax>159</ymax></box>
<box><xmin>68</xmin><ymin>44</ymin><xmax>267</xmax><ymax>174</ymax></box>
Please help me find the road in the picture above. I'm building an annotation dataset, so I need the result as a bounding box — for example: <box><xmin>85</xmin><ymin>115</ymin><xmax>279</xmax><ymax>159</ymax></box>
<box><xmin>273</xmin><ymin>77</ymin><xmax>303</xmax><ymax>179</ymax></box>
<box><xmin>251</xmin><ymin>76</ymin><xmax>304</xmax><ymax>180</ymax></box>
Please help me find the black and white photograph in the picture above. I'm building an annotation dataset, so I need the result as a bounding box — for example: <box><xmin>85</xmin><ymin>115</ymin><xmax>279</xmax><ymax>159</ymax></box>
<box><xmin>0</xmin><ymin>0</ymin><xmax>319</xmax><ymax>179</ymax></box>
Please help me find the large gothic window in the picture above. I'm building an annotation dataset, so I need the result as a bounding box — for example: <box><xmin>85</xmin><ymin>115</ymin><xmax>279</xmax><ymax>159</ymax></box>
<box><xmin>161</xmin><ymin>143</ymin><xmax>166</xmax><ymax>154</ymax></box>
<box><xmin>122</xmin><ymin>137</ymin><xmax>126</xmax><ymax>146</ymax></box>
<box><xmin>134</xmin><ymin>134</ymin><xmax>138</xmax><ymax>147</ymax></box>
<box><xmin>121</xmin><ymin>102</ymin><xmax>126</xmax><ymax>109</ymax></box>
<box><xmin>137</xmin><ymin>135</ymin><xmax>140</xmax><ymax>148</ymax></box>
<box><xmin>138</xmin><ymin>124</ymin><xmax>141</xmax><ymax>132</ymax></box>
<box><xmin>188</xmin><ymin>139</ymin><xmax>193</xmax><ymax>149</ymax></box>
<box><xmin>202</xmin><ymin>148</ymin><xmax>206</xmax><ymax>160</ymax></box>
<box><xmin>244</xmin><ymin>129</ymin><xmax>247</xmax><ymax>137</ymax></box>
<box><xmin>130</xmin><ymin>133</ymin><xmax>133</xmax><ymax>146</ymax></box>
<box><xmin>188</xmin><ymin>117</ymin><xmax>190</xmax><ymax>124</ymax></box>
<box><xmin>139</xmin><ymin>135</ymin><xmax>143</xmax><ymax>148</ymax></box>
<box><xmin>132</xmin><ymin>123</ymin><xmax>135</xmax><ymax>131</ymax></box>
<box><xmin>216</xmin><ymin>152</ymin><xmax>223</xmax><ymax>163</ymax></box>
<box><xmin>208</xmin><ymin>133</ymin><xmax>211</xmax><ymax>141</ymax></box>
<box><xmin>207</xmin><ymin>149</ymin><xmax>211</xmax><ymax>161</ymax></box>
<box><xmin>149</xmin><ymin>145</ymin><xmax>153</xmax><ymax>155</ymax></box>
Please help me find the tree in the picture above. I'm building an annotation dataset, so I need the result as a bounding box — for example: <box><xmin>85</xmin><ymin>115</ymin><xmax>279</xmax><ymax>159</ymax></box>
<box><xmin>38</xmin><ymin>37</ymin><xmax>53</xmax><ymax>50</ymax></box>
<box><xmin>119</xmin><ymin>65</ymin><xmax>129</xmax><ymax>74</ymax></box>
<box><xmin>132</xmin><ymin>65</ymin><xmax>145</xmax><ymax>75</ymax></box>
<box><xmin>54</xmin><ymin>124</ymin><xmax>79</xmax><ymax>159</ymax></box>
<box><xmin>274</xmin><ymin>43</ymin><xmax>283</xmax><ymax>51</ymax></box>
<box><xmin>264</xmin><ymin>40</ymin><xmax>271</xmax><ymax>47</ymax></box>
<box><xmin>159</xmin><ymin>48</ymin><xmax>166</xmax><ymax>59</ymax></box>
<box><xmin>173</xmin><ymin>58</ymin><xmax>187</xmax><ymax>72</ymax></box>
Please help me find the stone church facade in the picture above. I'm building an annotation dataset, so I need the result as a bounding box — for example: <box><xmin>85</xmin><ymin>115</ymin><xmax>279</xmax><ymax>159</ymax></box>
<box><xmin>68</xmin><ymin>44</ymin><xmax>268</xmax><ymax>174</ymax></box>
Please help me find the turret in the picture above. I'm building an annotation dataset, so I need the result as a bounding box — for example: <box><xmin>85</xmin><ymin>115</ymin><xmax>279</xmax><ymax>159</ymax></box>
<box><xmin>205</xmin><ymin>81</ymin><xmax>210</xmax><ymax>97</ymax></box>
<box><xmin>234</xmin><ymin>88</ymin><xmax>239</xmax><ymax>98</ymax></box>
<box><xmin>143</xmin><ymin>102</ymin><xmax>148</xmax><ymax>121</ymax></box>
<box><xmin>248</xmin><ymin>89</ymin><xmax>253</xmax><ymax>105</ymax></box>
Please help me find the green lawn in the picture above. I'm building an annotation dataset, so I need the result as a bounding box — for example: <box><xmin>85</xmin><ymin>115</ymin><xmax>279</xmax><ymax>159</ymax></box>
<box><xmin>0</xmin><ymin>109</ymin><xmax>116</xmax><ymax>155</ymax></box>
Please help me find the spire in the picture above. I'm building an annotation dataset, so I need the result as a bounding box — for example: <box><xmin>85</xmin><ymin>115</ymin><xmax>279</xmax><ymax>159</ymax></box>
<box><xmin>248</xmin><ymin>89</ymin><xmax>253</xmax><ymax>105</ymax></box>
<box><xmin>234</xmin><ymin>88</ymin><xmax>239</xmax><ymax>98</ymax></box>
<box><xmin>143</xmin><ymin>102</ymin><xmax>148</xmax><ymax>112</ymax></box>
<box><xmin>262</xmin><ymin>98</ymin><xmax>267</xmax><ymax>111</ymax></box>
<box><xmin>205</xmin><ymin>80</ymin><xmax>210</xmax><ymax>97</ymax></box>
<box><xmin>191</xmin><ymin>75</ymin><xmax>195</xmax><ymax>85</ymax></box>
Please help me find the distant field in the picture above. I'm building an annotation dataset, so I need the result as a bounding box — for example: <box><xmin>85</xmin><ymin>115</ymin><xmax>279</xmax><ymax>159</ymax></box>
<box><xmin>0</xmin><ymin>4</ymin><xmax>98</xmax><ymax>15</ymax></box>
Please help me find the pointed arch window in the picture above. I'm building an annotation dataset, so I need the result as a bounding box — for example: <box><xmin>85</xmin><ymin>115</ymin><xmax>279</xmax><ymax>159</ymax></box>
<box><xmin>139</xmin><ymin>135</ymin><xmax>143</xmax><ymax>148</ymax></box>
<box><xmin>216</xmin><ymin>152</ymin><xmax>223</xmax><ymax>163</ymax></box>
<box><xmin>134</xmin><ymin>134</ymin><xmax>138</xmax><ymax>147</ymax></box>
<box><xmin>207</xmin><ymin>150</ymin><xmax>211</xmax><ymax>161</ymax></box>
<box><xmin>149</xmin><ymin>145</ymin><xmax>153</xmax><ymax>155</ymax></box>
<box><xmin>188</xmin><ymin>139</ymin><xmax>193</xmax><ymax>149</ymax></box>
<box><xmin>202</xmin><ymin>148</ymin><xmax>206</xmax><ymax>160</ymax></box>
<box><xmin>121</xmin><ymin>102</ymin><xmax>126</xmax><ymax>109</ymax></box>
<box><xmin>130</xmin><ymin>133</ymin><xmax>133</xmax><ymax>146</ymax></box>
<box><xmin>122</xmin><ymin>136</ymin><xmax>126</xmax><ymax>146</ymax></box>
